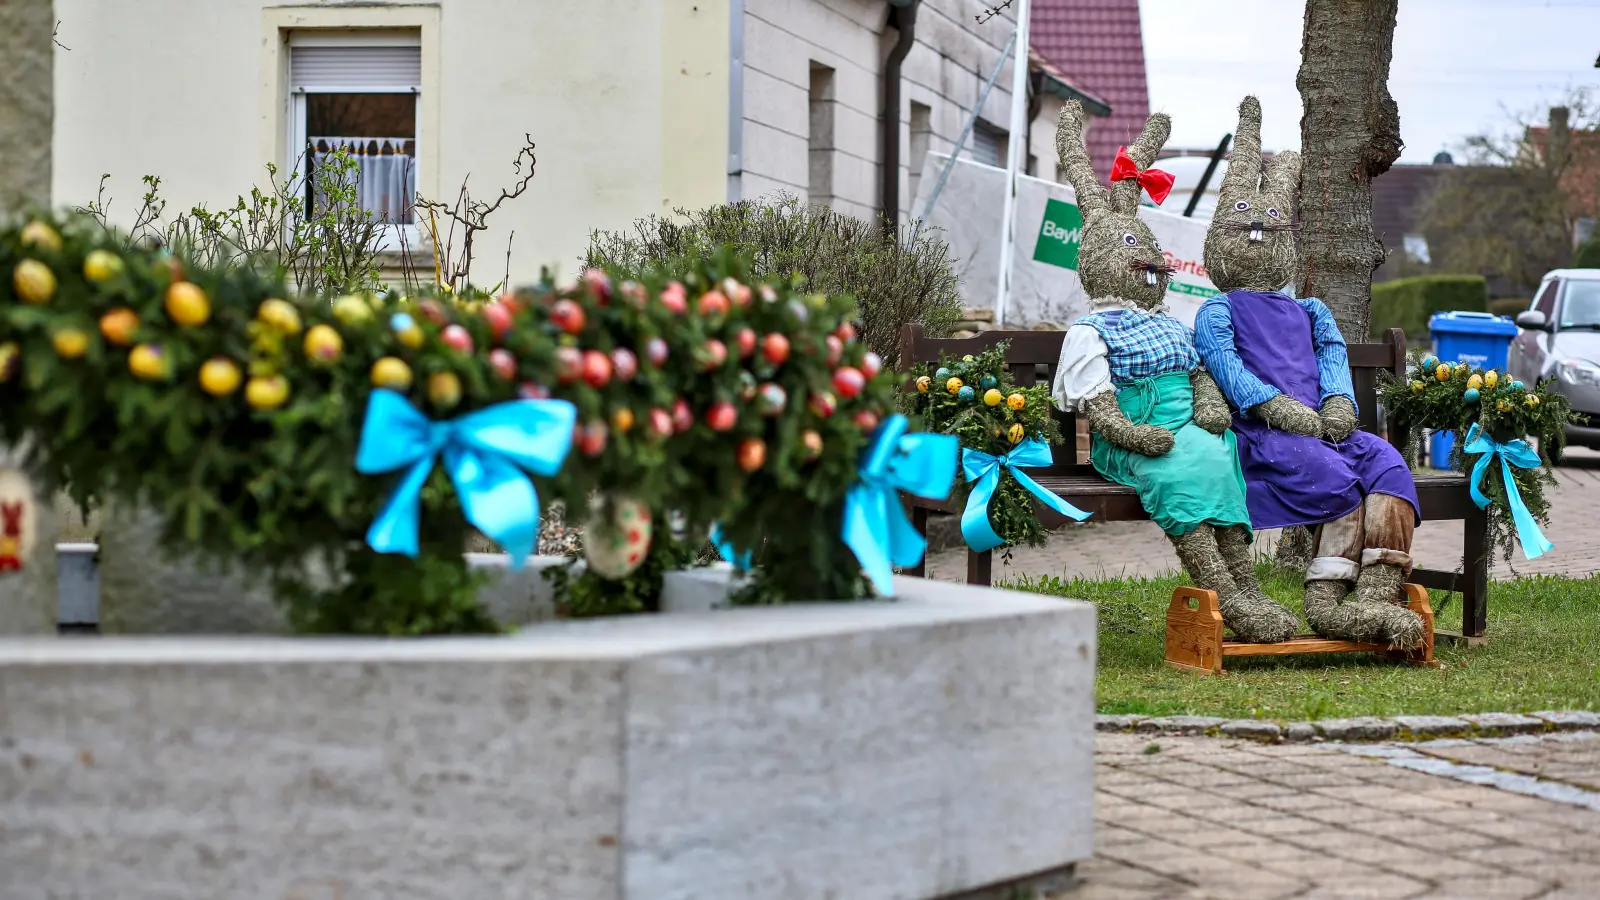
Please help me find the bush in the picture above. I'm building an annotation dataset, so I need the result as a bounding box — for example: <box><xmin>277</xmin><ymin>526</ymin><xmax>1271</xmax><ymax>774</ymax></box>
<box><xmin>1574</xmin><ymin>238</ymin><xmax>1600</xmax><ymax>270</ymax></box>
<box><xmin>1488</xmin><ymin>297</ymin><xmax>1530</xmax><ymax>317</ymax></box>
<box><xmin>586</xmin><ymin>195</ymin><xmax>962</xmax><ymax>369</ymax></box>
<box><xmin>1369</xmin><ymin>275</ymin><xmax>1489</xmax><ymax>340</ymax></box>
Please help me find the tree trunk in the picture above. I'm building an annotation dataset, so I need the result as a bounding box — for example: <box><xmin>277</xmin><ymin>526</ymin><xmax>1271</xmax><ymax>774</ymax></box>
<box><xmin>1295</xmin><ymin>0</ymin><xmax>1402</xmax><ymax>341</ymax></box>
<box><xmin>0</xmin><ymin>0</ymin><xmax>53</xmax><ymax>217</ymax></box>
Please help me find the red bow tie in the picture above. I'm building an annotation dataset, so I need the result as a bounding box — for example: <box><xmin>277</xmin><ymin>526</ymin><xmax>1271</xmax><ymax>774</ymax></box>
<box><xmin>1110</xmin><ymin>147</ymin><xmax>1175</xmax><ymax>206</ymax></box>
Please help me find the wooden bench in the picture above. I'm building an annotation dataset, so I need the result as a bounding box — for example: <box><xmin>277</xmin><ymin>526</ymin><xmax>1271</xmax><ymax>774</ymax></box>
<box><xmin>898</xmin><ymin>323</ymin><xmax>1491</xmax><ymax>640</ymax></box>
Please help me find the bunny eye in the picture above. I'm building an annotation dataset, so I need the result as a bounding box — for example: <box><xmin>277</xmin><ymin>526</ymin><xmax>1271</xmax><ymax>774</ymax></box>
<box><xmin>1234</xmin><ymin>200</ymin><xmax>1251</xmax><ymax>212</ymax></box>
<box><xmin>1267</xmin><ymin>208</ymin><xmax>1281</xmax><ymax>219</ymax></box>
<box><xmin>1122</xmin><ymin>233</ymin><xmax>1138</xmax><ymax>247</ymax></box>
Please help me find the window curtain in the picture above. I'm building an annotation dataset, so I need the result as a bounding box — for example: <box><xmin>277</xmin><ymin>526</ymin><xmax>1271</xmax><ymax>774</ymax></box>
<box><xmin>309</xmin><ymin>137</ymin><xmax>416</xmax><ymax>224</ymax></box>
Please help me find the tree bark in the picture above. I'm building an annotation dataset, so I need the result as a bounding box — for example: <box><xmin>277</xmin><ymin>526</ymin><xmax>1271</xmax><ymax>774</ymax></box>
<box><xmin>1295</xmin><ymin>0</ymin><xmax>1403</xmax><ymax>341</ymax></box>
<box><xmin>0</xmin><ymin>0</ymin><xmax>54</xmax><ymax>217</ymax></box>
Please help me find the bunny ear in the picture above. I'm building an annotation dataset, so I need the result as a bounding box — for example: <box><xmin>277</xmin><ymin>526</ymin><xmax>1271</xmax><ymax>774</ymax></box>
<box><xmin>1055</xmin><ymin>101</ymin><xmax>1109</xmax><ymax>219</ymax></box>
<box><xmin>1263</xmin><ymin>149</ymin><xmax>1301</xmax><ymax>204</ymax></box>
<box><xmin>1110</xmin><ymin>112</ymin><xmax>1171</xmax><ymax>213</ymax></box>
<box><xmin>1219</xmin><ymin>95</ymin><xmax>1264</xmax><ymax>198</ymax></box>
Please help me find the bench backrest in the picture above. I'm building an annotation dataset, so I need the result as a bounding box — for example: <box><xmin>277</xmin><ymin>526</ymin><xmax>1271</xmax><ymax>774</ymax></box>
<box><xmin>898</xmin><ymin>323</ymin><xmax>1409</xmax><ymax>477</ymax></box>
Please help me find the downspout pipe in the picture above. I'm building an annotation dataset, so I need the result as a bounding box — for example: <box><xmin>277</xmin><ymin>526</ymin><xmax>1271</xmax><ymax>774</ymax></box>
<box><xmin>880</xmin><ymin>0</ymin><xmax>921</xmax><ymax>230</ymax></box>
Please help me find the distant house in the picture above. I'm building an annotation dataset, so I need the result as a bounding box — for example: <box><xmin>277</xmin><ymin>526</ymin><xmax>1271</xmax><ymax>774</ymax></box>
<box><xmin>1031</xmin><ymin>0</ymin><xmax>1151</xmax><ymax>183</ymax></box>
<box><xmin>1371</xmin><ymin>154</ymin><xmax>1454</xmax><ymax>283</ymax></box>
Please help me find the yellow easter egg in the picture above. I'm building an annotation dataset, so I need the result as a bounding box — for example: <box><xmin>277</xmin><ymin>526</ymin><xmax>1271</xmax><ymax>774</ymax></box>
<box><xmin>1411</xmin><ymin>381</ymin><xmax>1425</xmax><ymax>394</ymax></box>
<box><xmin>1467</xmin><ymin>374</ymin><xmax>1483</xmax><ymax>390</ymax></box>
<box><xmin>83</xmin><ymin>250</ymin><xmax>124</xmax><ymax>283</ymax></box>
<box><xmin>915</xmin><ymin>375</ymin><xmax>931</xmax><ymax>393</ymax></box>
<box><xmin>371</xmin><ymin>356</ymin><xmax>414</xmax><ymax>391</ymax></box>
<box><xmin>397</xmin><ymin>326</ymin><xmax>425</xmax><ymax>350</ymax></box>
<box><xmin>245</xmin><ymin>375</ymin><xmax>290</xmax><ymax>410</ymax></box>
<box><xmin>19</xmin><ymin>220</ymin><xmax>62</xmax><ymax>253</ymax></box>
<box><xmin>303</xmin><ymin>324</ymin><xmax>344</xmax><ymax>365</ymax></box>
<box><xmin>52</xmin><ymin>328</ymin><xmax>89</xmax><ymax>360</ymax></box>
<box><xmin>1007</xmin><ymin>423</ymin><xmax>1025</xmax><ymax>444</ymax></box>
<box><xmin>1435</xmin><ymin>363</ymin><xmax>1451</xmax><ymax>382</ymax></box>
<box><xmin>12</xmin><ymin>259</ymin><xmax>56</xmax><ymax>304</ymax></box>
<box><xmin>331</xmin><ymin>294</ymin><xmax>373</xmax><ymax>324</ymax></box>
<box><xmin>199</xmin><ymin>357</ymin><xmax>243</xmax><ymax>397</ymax></box>
<box><xmin>427</xmin><ymin>371</ymin><xmax>462</xmax><ymax>410</ymax></box>
<box><xmin>257</xmin><ymin>298</ymin><xmax>302</xmax><ymax>335</ymax></box>
<box><xmin>1497</xmin><ymin>400</ymin><xmax>1511</xmax><ymax>412</ymax></box>
<box><xmin>945</xmin><ymin>377</ymin><xmax>963</xmax><ymax>395</ymax></box>
<box><xmin>1006</xmin><ymin>392</ymin><xmax>1025</xmax><ymax>410</ymax></box>
<box><xmin>984</xmin><ymin>388</ymin><xmax>1003</xmax><ymax>406</ymax></box>
<box><xmin>164</xmin><ymin>281</ymin><xmax>211</xmax><ymax>327</ymax></box>
<box><xmin>1484</xmin><ymin>370</ymin><xmax>1499</xmax><ymax>389</ymax></box>
<box><xmin>128</xmin><ymin>343</ymin><xmax>170</xmax><ymax>381</ymax></box>
<box><xmin>1525</xmin><ymin>394</ymin><xmax>1541</xmax><ymax>408</ymax></box>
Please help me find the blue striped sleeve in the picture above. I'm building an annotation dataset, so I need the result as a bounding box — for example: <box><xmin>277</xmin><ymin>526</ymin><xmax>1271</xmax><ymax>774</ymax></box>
<box><xmin>1193</xmin><ymin>296</ymin><xmax>1280</xmax><ymax>414</ymax></box>
<box><xmin>1298</xmin><ymin>297</ymin><xmax>1359</xmax><ymax>415</ymax></box>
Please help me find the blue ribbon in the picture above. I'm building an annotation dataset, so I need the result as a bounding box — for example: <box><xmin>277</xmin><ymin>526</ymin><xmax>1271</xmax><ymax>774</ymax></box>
<box><xmin>355</xmin><ymin>389</ymin><xmax>577</xmax><ymax>567</ymax></box>
<box><xmin>1463</xmin><ymin>422</ymin><xmax>1553</xmax><ymax>560</ymax></box>
<box><xmin>708</xmin><ymin>521</ymin><xmax>752</xmax><ymax>571</ymax></box>
<box><xmin>960</xmin><ymin>436</ymin><xmax>1091</xmax><ymax>552</ymax></box>
<box><xmin>842</xmin><ymin>414</ymin><xmax>959</xmax><ymax>596</ymax></box>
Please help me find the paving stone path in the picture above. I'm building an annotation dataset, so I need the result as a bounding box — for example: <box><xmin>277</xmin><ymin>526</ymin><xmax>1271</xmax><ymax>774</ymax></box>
<box><xmin>928</xmin><ymin>448</ymin><xmax>1600</xmax><ymax>585</ymax></box>
<box><xmin>1056</xmin><ymin>731</ymin><xmax>1600</xmax><ymax>900</ymax></box>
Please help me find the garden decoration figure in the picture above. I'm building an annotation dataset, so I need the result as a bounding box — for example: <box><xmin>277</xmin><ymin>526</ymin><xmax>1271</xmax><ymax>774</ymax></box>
<box><xmin>1194</xmin><ymin>96</ymin><xmax>1423</xmax><ymax>650</ymax></box>
<box><xmin>1050</xmin><ymin>100</ymin><xmax>1298</xmax><ymax>644</ymax></box>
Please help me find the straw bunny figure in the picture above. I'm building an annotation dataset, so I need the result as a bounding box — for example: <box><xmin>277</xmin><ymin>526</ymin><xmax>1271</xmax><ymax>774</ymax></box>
<box><xmin>1193</xmin><ymin>96</ymin><xmax>1423</xmax><ymax>649</ymax></box>
<box><xmin>1051</xmin><ymin>100</ymin><xmax>1299</xmax><ymax>644</ymax></box>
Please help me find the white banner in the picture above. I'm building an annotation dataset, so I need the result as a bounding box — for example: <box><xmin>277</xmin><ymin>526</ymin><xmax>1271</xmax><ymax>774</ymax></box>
<box><xmin>912</xmin><ymin>153</ymin><xmax>1218</xmax><ymax>328</ymax></box>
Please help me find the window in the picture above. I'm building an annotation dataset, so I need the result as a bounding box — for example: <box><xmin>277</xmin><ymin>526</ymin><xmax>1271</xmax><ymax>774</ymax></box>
<box><xmin>971</xmin><ymin>121</ymin><xmax>1008</xmax><ymax>168</ymax></box>
<box><xmin>1558</xmin><ymin>279</ymin><xmax>1600</xmax><ymax>328</ymax></box>
<box><xmin>1534</xmin><ymin>278</ymin><xmax>1561</xmax><ymax>317</ymax></box>
<box><xmin>908</xmin><ymin>102</ymin><xmax>932</xmax><ymax>208</ymax></box>
<box><xmin>808</xmin><ymin>62</ymin><xmax>836</xmax><ymax>207</ymax></box>
<box><xmin>288</xmin><ymin>33</ymin><xmax>420</xmax><ymax>250</ymax></box>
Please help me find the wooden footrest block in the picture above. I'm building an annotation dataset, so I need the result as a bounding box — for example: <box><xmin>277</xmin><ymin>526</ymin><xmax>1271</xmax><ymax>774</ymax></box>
<box><xmin>1164</xmin><ymin>584</ymin><xmax>1438</xmax><ymax>675</ymax></box>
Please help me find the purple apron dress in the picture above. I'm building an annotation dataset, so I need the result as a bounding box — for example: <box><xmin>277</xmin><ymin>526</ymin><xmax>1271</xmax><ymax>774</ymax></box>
<box><xmin>1225</xmin><ymin>290</ymin><xmax>1419</xmax><ymax>530</ymax></box>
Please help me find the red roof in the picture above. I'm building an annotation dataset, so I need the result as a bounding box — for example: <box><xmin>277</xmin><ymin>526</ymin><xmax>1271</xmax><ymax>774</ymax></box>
<box><xmin>1031</xmin><ymin>0</ymin><xmax>1151</xmax><ymax>182</ymax></box>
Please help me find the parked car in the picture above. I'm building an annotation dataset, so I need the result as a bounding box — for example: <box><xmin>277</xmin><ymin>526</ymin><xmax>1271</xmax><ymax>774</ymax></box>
<box><xmin>1506</xmin><ymin>268</ymin><xmax>1600</xmax><ymax>461</ymax></box>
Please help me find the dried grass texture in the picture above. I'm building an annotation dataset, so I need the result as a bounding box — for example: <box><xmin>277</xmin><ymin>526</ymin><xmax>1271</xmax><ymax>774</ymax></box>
<box><xmin>1203</xmin><ymin>96</ymin><xmax>1302</xmax><ymax>293</ymax></box>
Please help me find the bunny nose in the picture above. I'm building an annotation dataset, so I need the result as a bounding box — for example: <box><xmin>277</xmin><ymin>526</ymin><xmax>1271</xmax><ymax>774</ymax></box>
<box><xmin>1249</xmin><ymin>221</ymin><xmax>1265</xmax><ymax>242</ymax></box>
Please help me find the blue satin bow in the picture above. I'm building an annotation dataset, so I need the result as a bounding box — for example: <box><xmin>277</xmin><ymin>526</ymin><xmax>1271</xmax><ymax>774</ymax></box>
<box><xmin>355</xmin><ymin>389</ymin><xmax>577</xmax><ymax>567</ymax></box>
<box><xmin>709</xmin><ymin>521</ymin><xmax>753</xmax><ymax>571</ymax></box>
<box><xmin>961</xmin><ymin>436</ymin><xmax>1091</xmax><ymax>552</ymax></box>
<box><xmin>842</xmin><ymin>414</ymin><xmax>959</xmax><ymax>596</ymax></box>
<box><xmin>1463</xmin><ymin>422</ymin><xmax>1553</xmax><ymax>560</ymax></box>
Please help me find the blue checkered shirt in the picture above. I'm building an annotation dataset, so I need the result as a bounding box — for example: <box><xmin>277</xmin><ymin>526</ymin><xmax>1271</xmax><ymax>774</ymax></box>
<box><xmin>1077</xmin><ymin>308</ymin><xmax>1198</xmax><ymax>387</ymax></box>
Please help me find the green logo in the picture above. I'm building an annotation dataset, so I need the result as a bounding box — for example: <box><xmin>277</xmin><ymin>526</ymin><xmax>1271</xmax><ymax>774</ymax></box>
<box><xmin>1033</xmin><ymin>198</ymin><xmax>1083</xmax><ymax>270</ymax></box>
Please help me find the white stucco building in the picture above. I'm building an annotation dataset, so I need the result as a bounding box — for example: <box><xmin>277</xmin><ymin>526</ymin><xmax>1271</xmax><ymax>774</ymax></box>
<box><xmin>48</xmin><ymin>0</ymin><xmax>1106</xmax><ymax>287</ymax></box>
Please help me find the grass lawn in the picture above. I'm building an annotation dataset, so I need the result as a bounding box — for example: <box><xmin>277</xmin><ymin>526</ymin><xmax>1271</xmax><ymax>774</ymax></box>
<box><xmin>1010</xmin><ymin>568</ymin><xmax>1600</xmax><ymax>721</ymax></box>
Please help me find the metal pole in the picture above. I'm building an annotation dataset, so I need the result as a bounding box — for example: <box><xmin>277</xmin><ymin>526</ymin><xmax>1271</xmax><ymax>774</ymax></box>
<box><xmin>992</xmin><ymin>0</ymin><xmax>1030</xmax><ymax>328</ymax></box>
<box><xmin>914</xmin><ymin>28</ymin><xmax>1017</xmax><ymax>235</ymax></box>
<box><xmin>1183</xmin><ymin>132</ymin><xmax>1232</xmax><ymax>219</ymax></box>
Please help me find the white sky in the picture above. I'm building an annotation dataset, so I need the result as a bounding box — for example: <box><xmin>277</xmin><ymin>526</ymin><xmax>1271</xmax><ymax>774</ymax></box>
<box><xmin>1140</xmin><ymin>0</ymin><xmax>1600</xmax><ymax>163</ymax></box>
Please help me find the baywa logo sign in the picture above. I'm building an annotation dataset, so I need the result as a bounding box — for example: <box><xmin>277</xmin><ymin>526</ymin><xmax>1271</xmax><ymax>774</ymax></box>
<box><xmin>1033</xmin><ymin>199</ymin><xmax>1083</xmax><ymax>270</ymax></box>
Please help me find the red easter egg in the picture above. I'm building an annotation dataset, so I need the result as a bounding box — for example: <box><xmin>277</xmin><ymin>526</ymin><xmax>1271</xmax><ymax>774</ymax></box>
<box><xmin>824</xmin><ymin>334</ymin><xmax>843</xmax><ymax>366</ymax></box>
<box><xmin>737</xmin><ymin>438</ymin><xmax>767</xmax><ymax>472</ymax></box>
<box><xmin>698</xmin><ymin>339</ymin><xmax>727</xmax><ymax>372</ymax></box>
<box><xmin>418</xmin><ymin>299</ymin><xmax>449</xmax><ymax>325</ymax></box>
<box><xmin>672</xmin><ymin>398</ymin><xmax>694</xmax><ymax>433</ymax></box>
<box><xmin>489</xmin><ymin>348</ymin><xmax>517</xmax><ymax>382</ymax></box>
<box><xmin>645</xmin><ymin>337</ymin><xmax>669</xmax><ymax>367</ymax></box>
<box><xmin>660</xmin><ymin>281</ymin><xmax>688</xmax><ymax>314</ymax></box>
<box><xmin>722</xmin><ymin>278</ymin><xmax>752</xmax><ymax>308</ymax></box>
<box><xmin>801</xmin><ymin>429</ymin><xmax>824</xmax><ymax>460</ymax></box>
<box><xmin>759</xmin><ymin>284</ymin><xmax>778</xmax><ymax>304</ymax></box>
<box><xmin>620</xmin><ymin>280</ymin><xmax>648</xmax><ymax>307</ymax></box>
<box><xmin>582</xmin><ymin>269</ymin><xmax>612</xmax><ymax>304</ymax></box>
<box><xmin>581</xmin><ymin>350</ymin><xmax>613</xmax><ymax>388</ymax></box>
<box><xmin>832</xmin><ymin>366</ymin><xmax>865</xmax><ymax>399</ymax></box>
<box><xmin>707</xmin><ymin>402</ymin><xmax>737</xmax><ymax>432</ymax></box>
<box><xmin>763</xmin><ymin>333</ymin><xmax>790</xmax><ymax>365</ymax></box>
<box><xmin>649</xmin><ymin>407</ymin><xmax>674</xmax><ymax>438</ymax></box>
<box><xmin>441</xmin><ymin>324</ymin><xmax>474</xmax><ymax>354</ymax></box>
<box><xmin>854</xmin><ymin>409</ymin><xmax>881</xmax><ymax>431</ymax></box>
<box><xmin>861</xmin><ymin>351</ymin><xmax>883</xmax><ymax>378</ymax></box>
<box><xmin>611</xmin><ymin>347</ymin><xmax>639</xmax><ymax>381</ymax></box>
<box><xmin>809</xmin><ymin>391</ymin><xmax>837</xmax><ymax>418</ymax></box>
<box><xmin>697</xmin><ymin>290</ymin><xmax>730</xmax><ymax>318</ymax></box>
<box><xmin>481</xmin><ymin>301</ymin><xmax>514</xmax><ymax>339</ymax></box>
<box><xmin>836</xmin><ymin>321</ymin><xmax>857</xmax><ymax>343</ymax></box>
<box><xmin>550</xmin><ymin>299</ymin><xmax>586</xmax><ymax>335</ymax></box>
<box><xmin>554</xmin><ymin>346</ymin><xmax>584</xmax><ymax>384</ymax></box>
<box><xmin>734</xmin><ymin>327</ymin><xmax>757</xmax><ymax>359</ymax></box>
<box><xmin>576</xmin><ymin>420</ymin><xmax>608</xmax><ymax>457</ymax></box>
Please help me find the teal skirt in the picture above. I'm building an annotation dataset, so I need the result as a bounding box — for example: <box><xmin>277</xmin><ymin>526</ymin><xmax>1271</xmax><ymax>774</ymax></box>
<box><xmin>1089</xmin><ymin>371</ymin><xmax>1252</xmax><ymax>537</ymax></box>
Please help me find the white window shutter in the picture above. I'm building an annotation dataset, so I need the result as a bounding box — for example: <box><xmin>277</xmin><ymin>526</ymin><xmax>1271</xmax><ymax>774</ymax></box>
<box><xmin>291</xmin><ymin>46</ymin><xmax>421</xmax><ymax>90</ymax></box>
<box><xmin>972</xmin><ymin>123</ymin><xmax>1003</xmax><ymax>168</ymax></box>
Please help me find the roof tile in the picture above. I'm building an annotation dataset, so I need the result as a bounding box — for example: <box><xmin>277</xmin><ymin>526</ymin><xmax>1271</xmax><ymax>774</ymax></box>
<box><xmin>1031</xmin><ymin>0</ymin><xmax>1151</xmax><ymax>182</ymax></box>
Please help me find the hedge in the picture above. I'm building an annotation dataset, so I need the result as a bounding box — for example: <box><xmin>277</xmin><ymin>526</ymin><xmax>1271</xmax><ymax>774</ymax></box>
<box><xmin>1369</xmin><ymin>275</ymin><xmax>1489</xmax><ymax>341</ymax></box>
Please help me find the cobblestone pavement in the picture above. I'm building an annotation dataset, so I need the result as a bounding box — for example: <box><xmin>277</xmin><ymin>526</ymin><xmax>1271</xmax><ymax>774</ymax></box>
<box><xmin>928</xmin><ymin>449</ymin><xmax>1600</xmax><ymax>584</ymax></box>
<box><xmin>1057</xmin><ymin>731</ymin><xmax>1600</xmax><ymax>900</ymax></box>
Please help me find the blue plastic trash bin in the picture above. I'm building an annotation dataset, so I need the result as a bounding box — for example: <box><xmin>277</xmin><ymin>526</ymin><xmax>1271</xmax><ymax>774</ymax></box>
<box><xmin>1427</xmin><ymin>311</ymin><xmax>1519</xmax><ymax>469</ymax></box>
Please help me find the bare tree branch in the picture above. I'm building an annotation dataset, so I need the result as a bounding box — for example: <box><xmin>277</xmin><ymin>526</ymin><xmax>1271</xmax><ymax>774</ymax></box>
<box><xmin>412</xmin><ymin>134</ymin><xmax>537</xmax><ymax>293</ymax></box>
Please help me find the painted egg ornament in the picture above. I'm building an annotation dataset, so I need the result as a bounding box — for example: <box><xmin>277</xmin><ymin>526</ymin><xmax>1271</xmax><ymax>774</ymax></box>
<box><xmin>583</xmin><ymin>498</ymin><xmax>653</xmax><ymax>580</ymax></box>
<box><xmin>833</xmin><ymin>366</ymin><xmax>866</xmax><ymax>399</ymax></box>
<box><xmin>659</xmin><ymin>281</ymin><xmax>689</xmax><ymax>314</ymax></box>
<box><xmin>1008</xmin><ymin>423</ymin><xmax>1026</xmax><ymax>444</ymax></box>
<box><xmin>554</xmin><ymin>346</ymin><xmax>584</xmax><ymax>384</ymax></box>
<box><xmin>980</xmin><ymin>374</ymin><xmax>998</xmax><ymax>390</ymax></box>
<box><xmin>1525</xmin><ymin>394</ymin><xmax>1541</xmax><ymax>408</ymax></box>
<box><xmin>801</xmin><ymin>429</ymin><xmax>824</xmax><ymax>461</ymax></box>
<box><xmin>1484</xmin><ymin>370</ymin><xmax>1499</xmax><ymax>389</ymax></box>
<box><xmin>825</xmin><ymin>335</ymin><xmax>844</xmax><ymax>366</ymax></box>
<box><xmin>489</xmin><ymin>348</ymin><xmax>518</xmax><ymax>382</ymax></box>
<box><xmin>611</xmin><ymin>347</ymin><xmax>639</xmax><ymax>381</ymax></box>
<box><xmin>303</xmin><ymin>325</ymin><xmax>344</xmax><ymax>365</ymax></box>
<box><xmin>330</xmin><ymin>294</ymin><xmax>372</xmax><ymax>325</ymax></box>
<box><xmin>1511</xmin><ymin>380</ymin><xmax>1525</xmax><ymax>390</ymax></box>
<box><xmin>481</xmin><ymin>301</ymin><xmax>514</xmax><ymax>339</ymax></box>
<box><xmin>582</xmin><ymin>268</ymin><xmax>613</xmax><ymax>304</ymax></box>
<box><xmin>935</xmin><ymin>367</ymin><xmax>952</xmax><ymax>381</ymax></box>
<box><xmin>645</xmin><ymin>337</ymin><xmax>670</xmax><ymax>367</ymax></box>
<box><xmin>19</xmin><ymin>220</ymin><xmax>62</xmax><ymax>252</ymax></box>
<box><xmin>787</xmin><ymin>299</ymin><xmax>810</xmax><ymax>323</ymax></box>
<box><xmin>1420</xmin><ymin>355</ymin><xmax>1439</xmax><ymax>372</ymax></box>
<box><xmin>1497</xmin><ymin>400</ymin><xmax>1512</xmax><ymax>413</ymax></box>
<box><xmin>723</xmin><ymin>279</ymin><xmax>752</xmax><ymax>308</ymax></box>
<box><xmin>916</xmin><ymin>375</ymin><xmax>932</xmax><ymax>393</ymax></box>
<box><xmin>861</xmin><ymin>351</ymin><xmax>883</xmax><ymax>378</ymax></box>
<box><xmin>707</xmin><ymin>402</ymin><xmax>738</xmax><ymax>432</ymax></box>
<box><xmin>737</xmin><ymin>438</ymin><xmax>767</xmax><ymax>472</ymax></box>
<box><xmin>738</xmin><ymin>371</ymin><xmax>759</xmax><ymax>402</ymax></box>
<box><xmin>582</xmin><ymin>350</ymin><xmax>614</xmax><ymax>388</ymax></box>
<box><xmin>0</xmin><ymin>343</ymin><xmax>20</xmax><ymax>383</ymax></box>
<box><xmin>809</xmin><ymin>391</ymin><xmax>837</xmax><ymax>418</ymax></box>
<box><xmin>1435</xmin><ymin>363</ymin><xmax>1451</xmax><ymax>382</ymax></box>
<box><xmin>1467</xmin><ymin>374</ymin><xmax>1483</xmax><ymax>390</ymax></box>
<box><xmin>958</xmin><ymin>385</ymin><xmax>975</xmax><ymax>401</ymax></box>
<box><xmin>984</xmin><ymin>388</ymin><xmax>1003</xmax><ymax>406</ymax></box>
<box><xmin>417</xmin><ymin>298</ymin><xmax>450</xmax><ymax>326</ymax></box>
<box><xmin>758</xmin><ymin>382</ymin><xmax>788</xmax><ymax>416</ymax></box>
<box><xmin>98</xmin><ymin>308</ymin><xmax>139</xmax><ymax>346</ymax></box>
<box><xmin>550</xmin><ymin>299</ymin><xmax>587</xmax><ymax>335</ymax></box>
<box><xmin>52</xmin><ymin>328</ymin><xmax>89</xmax><ymax>360</ymax></box>
<box><xmin>672</xmin><ymin>398</ymin><xmax>694</xmax><ymax>433</ymax></box>
<box><xmin>12</xmin><ymin>260</ymin><xmax>56</xmax><ymax>304</ymax></box>
<box><xmin>576</xmin><ymin>421</ymin><xmax>609</xmax><ymax>457</ymax></box>
<box><xmin>441</xmin><ymin>324</ymin><xmax>475</xmax><ymax>354</ymax></box>
<box><xmin>1463</xmin><ymin>388</ymin><xmax>1480</xmax><ymax>403</ymax></box>
<box><xmin>427</xmin><ymin>372</ymin><xmax>463</xmax><ymax>410</ymax></box>
<box><xmin>1006</xmin><ymin>392</ymin><xmax>1026</xmax><ymax>411</ymax></box>
<box><xmin>612</xmin><ymin>407</ymin><xmax>635</xmax><ymax>433</ymax></box>
<box><xmin>696</xmin><ymin>290</ymin><xmax>731</xmax><ymax>318</ymax></box>
<box><xmin>734</xmin><ymin>327</ymin><xmax>757</xmax><ymax>359</ymax></box>
<box><xmin>836</xmin><ymin>321</ymin><xmax>857</xmax><ymax>343</ymax></box>
<box><xmin>245</xmin><ymin>375</ymin><xmax>290</xmax><ymax>410</ymax></box>
<box><xmin>199</xmin><ymin>357</ymin><xmax>242</xmax><ymax>396</ymax></box>
<box><xmin>759</xmin><ymin>284</ymin><xmax>779</xmax><ymax>304</ymax></box>
<box><xmin>518</xmin><ymin>381</ymin><xmax>551</xmax><ymax>400</ymax></box>
<box><xmin>945</xmin><ymin>377</ymin><xmax>963</xmax><ymax>395</ymax></box>
<box><xmin>854</xmin><ymin>409</ymin><xmax>881</xmax><ymax>431</ymax></box>
<box><xmin>259</xmin><ymin>299</ymin><xmax>303</xmax><ymax>335</ymax></box>
<box><xmin>129</xmin><ymin>343</ymin><xmax>169</xmax><ymax>380</ymax></box>
<box><xmin>620</xmin><ymin>280</ymin><xmax>648</xmax><ymax>307</ymax></box>
<box><xmin>649</xmin><ymin>408</ymin><xmax>674</xmax><ymax>438</ymax></box>
<box><xmin>371</xmin><ymin>356</ymin><xmax>414</xmax><ymax>391</ymax></box>
<box><xmin>763</xmin><ymin>333</ymin><xmax>790</xmax><ymax>365</ymax></box>
<box><xmin>82</xmin><ymin>250</ymin><xmax>124</xmax><ymax>283</ymax></box>
<box><xmin>697</xmin><ymin>339</ymin><xmax>728</xmax><ymax>372</ymax></box>
<box><xmin>1411</xmin><ymin>380</ymin><xmax>1425</xmax><ymax>394</ymax></box>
